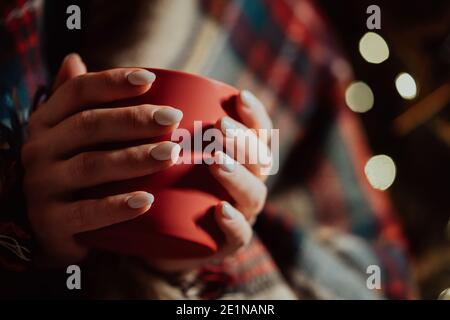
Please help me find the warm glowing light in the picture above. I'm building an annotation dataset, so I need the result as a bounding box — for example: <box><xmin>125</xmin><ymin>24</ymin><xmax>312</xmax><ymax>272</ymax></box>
<box><xmin>447</xmin><ymin>219</ymin><xmax>450</xmax><ymax>240</ymax></box>
<box><xmin>438</xmin><ymin>288</ymin><xmax>450</xmax><ymax>300</ymax></box>
<box><xmin>345</xmin><ymin>81</ymin><xmax>374</xmax><ymax>113</ymax></box>
<box><xmin>364</xmin><ymin>155</ymin><xmax>396</xmax><ymax>191</ymax></box>
<box><xmin>359</xmin><ymin>32</ymin><xmax>390</xmax><ymax>64</ymax></box>
<box><xmin>395</xmin><ymin>72</ymin><xmax>417</xmax><ymax>100</ymax></box>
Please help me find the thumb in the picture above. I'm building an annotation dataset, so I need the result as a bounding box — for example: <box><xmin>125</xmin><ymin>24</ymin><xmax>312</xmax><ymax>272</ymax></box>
<box><xmin>213</xmin><ymin>202</ymin><xmax>252</xmax><ymax>258</ymax></box>
<box><xmin>52</xmin><ymin>53</ymin><xmax>87</xmax><ymax>91</ymax></box>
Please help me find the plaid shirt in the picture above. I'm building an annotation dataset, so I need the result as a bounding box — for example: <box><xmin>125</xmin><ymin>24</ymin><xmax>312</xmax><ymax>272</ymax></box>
<box><xmin>0</xmin><ymin>0</ymin><xmax>416</xmax><ymax>299</ymax></box>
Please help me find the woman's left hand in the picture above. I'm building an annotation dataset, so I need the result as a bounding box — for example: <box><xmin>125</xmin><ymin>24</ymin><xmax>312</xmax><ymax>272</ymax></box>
<box><xmin>148</xmin><ymin>90</ymin><xmax>273</xmax><ymax>272</ymax></box>
<box><xmin>209</xmin><ymin>89</ymin><xmax>273</xmax><ymax>223</ymax></box>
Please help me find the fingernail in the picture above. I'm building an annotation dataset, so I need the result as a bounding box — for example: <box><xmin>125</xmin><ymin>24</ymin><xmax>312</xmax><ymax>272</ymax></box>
<box><xmin>214</xmin><ymin>151</ymin><xmax>235</xmax><ymax>172</ymax></box>
<box><xmin>154</xmin><ymin>107</ymin><xmax>183</xmax><ymax>126</ymax></box>
<box><xmin>127</xmin><ymin>192</ymin><xmax>154</xmax><ymax>209</ymax></box>
<box><xmin>240</xmin><ymin>90</ymin><xmax>259</xmax><ymax>110</ymax></box>
<box><xmin>221</xmin><ymin>117</ymin><xmax>238</xmax><ymax>137</ymax></box>
<box><xmin>150</xmin><ymin>142</ymin><xmax>181</xmax><ymax>162</ymax></box>
<box><xmin>222</xmin><ymin>202</ymin><xmax>236</xmax><ymax>219</ymax></box>
<box><xmin>127</xmin><ymin>70</ymin><xmax>156</xmax><ymax>86</ymax></box>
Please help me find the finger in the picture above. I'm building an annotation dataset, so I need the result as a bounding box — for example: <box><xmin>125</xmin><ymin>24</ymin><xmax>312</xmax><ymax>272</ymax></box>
<box><xmin>40</xmin><ymin>68</ymin><xmax>156</xmax><ymax>127</ymax></box>
<box><xmin>144</xmin><ymin>203</ymin><xmax>252</xmax><ymax>272</ymax></box>
<box><xmin>208</xmin><ymin>151</ymin><xmax>267</xmax><ymax>220</ymax></box>
<box><xmin>46</xmin><ymin>105</ymin><xmax>183</xmax><ymax>157</ymax></box>
<box><xmin>238</xmin><ymin>90</ymin><xmax>273</xmax><ymax>144</ymax></box>
<box><xmin>56</xmin><ymin>142</ymin><xmax>181</xmax><ymax>190</ymax></box>
<box><xmin>213</xmin><ymin>202</ymin><xmax>252</xmax><ymax>258</ymax></box>
<box><xmin>61</xmin><ymin>191</ymin><xmax>154</xmax><ymax>233</ymax></box>
<box><xmin>218</xmin><ymin>116</ymin><xmax>272</xmax><ymax>177</ymax></box>
<box><xmin>27</xmin><ymin>54</ymin><xmax>88</xmax><ymax>135</ymax></box>
<box><xmin>52</xmin><ymin>53</ymin><xmax>87</xmax><ymax>91</ymax></box>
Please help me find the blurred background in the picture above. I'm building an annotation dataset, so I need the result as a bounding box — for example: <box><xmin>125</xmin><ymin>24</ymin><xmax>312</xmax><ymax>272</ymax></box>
<box><xmin>36</xmin><ymin>0</ymin><xmax>450</xmax><ymax>299</ymax></box>
<box><xmin>318</xmin><ymin>0</ymin><xmax>450</xmax><ymax>299</ymax></box>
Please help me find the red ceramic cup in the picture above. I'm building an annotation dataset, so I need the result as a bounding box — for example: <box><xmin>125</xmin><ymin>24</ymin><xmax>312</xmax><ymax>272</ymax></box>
<box><xmin>76</xmin><ymin>68</ymin><xmax>240</xmax><ymax>260</ymax></box>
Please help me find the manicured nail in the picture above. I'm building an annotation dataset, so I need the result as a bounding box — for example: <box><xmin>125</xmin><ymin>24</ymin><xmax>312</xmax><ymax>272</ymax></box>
<box><xmin>221</xmin><ymin>117</ymin><xmax>238</xmax><ymax>137</ymax></box>
<box><xmin>222</xmin><ymin>202</ymin><xmax>236</xmax><ymax>219</ymax></box>
<box><xmin>240</xmin><ymin>90</ymin><xmax>260</xmax><ymax>110</ymax></box>
<box><xmin>214</xmin><ymin>151</ymin><xmax>235</xmax><ymax>172</ymax></box>
<box><xmin>154</xmin><ymin>107</ymin><xmax>183</xmax><ymax>126</ymax></box>
<box><xmin>150</xmin><ymin>142</ymin><xmax>181</xmax><ymax>162</ymax></box>
<box><xmin>127</xmin><ymin>192</ymin><xmax>154</xmax><ymax>209</ymax></box>
<box><xmin>127</xmin><ymin>70</ymin><xmax>156</xmax><ymax>86</ymax></box>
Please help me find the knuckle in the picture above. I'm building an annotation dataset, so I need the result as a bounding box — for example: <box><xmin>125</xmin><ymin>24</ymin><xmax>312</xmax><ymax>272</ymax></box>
<box><xmin>246</xmin><ymin>195</ymin><xmax>260</xmax><ymax>214</ymax></box>
<box><xmin>71</xmin><ymin>152</ymin><xmax>98</xmax><ymax>178</ymax></box>
<box><xmin>74</xmin><ymin>110</ymin><xmax>99</xmax><ymax>134</ymax></box>
<box><xmin>102</xmin><ymin>196</ymin><xmax>118</xmax><ymax>214</ymax></box>
<box><xmin>233</xmin><ymin>230</ymin><xmax>252</xmax><ymax>250</ymax></box>
<box><xmin>234</xmin><ymin>235</ymin><xmax>247</xmax><ymax>249</ymax></box>
<box><xmin>101</xmin><ymin>70</ymin><xmax>120</xmax><ymax>89</ymax></box>
<box><xmin>246</xmin><ymin>185</ymin><xmax>267</xmax><ymax>214</ymax></box>
<box><xmin>70</xmin><ymin>75</ymin><xmax>87</xmax><ymax>98</ymax></box>
<box><xmin>122</xmin><ymin>146</ymin><xmax>143</xmax><ymax>164</ymax></box>
<box><xmin>124</xmin><ymin>107</ymin><xmax>149</xmax><ymax>130</ymax></box>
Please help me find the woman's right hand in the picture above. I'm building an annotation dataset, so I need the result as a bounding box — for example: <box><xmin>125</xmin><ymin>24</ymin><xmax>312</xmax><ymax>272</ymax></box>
<box><xmin>22</xmin><ymin>54</ymin><xmax>184</xmax><ymax>265</ymax></box>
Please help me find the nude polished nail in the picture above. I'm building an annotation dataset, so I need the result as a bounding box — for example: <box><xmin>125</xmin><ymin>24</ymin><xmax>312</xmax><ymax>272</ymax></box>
<box><xmin>127</xmin><ymin>70</ymin><xmax>156</xmax><ymax>86</ymax></box>
<box><xmin>127</xmin><ymin>192</ymin><xmax>155</xmax><ymax>209</ymax></box>
<box><xmin>150</xmin><ymin>142</ymin><xmax>181</xmax><ymax>162</ymax></box>
<box><xmin>154</xmin><ymin>107</ymin><xmax>183</xmax><ymax>126</ymax></box>
<box><xmin>222</xmin><ymin>202</ymin><xmax>236</xmax><ymax>219</ymax></box>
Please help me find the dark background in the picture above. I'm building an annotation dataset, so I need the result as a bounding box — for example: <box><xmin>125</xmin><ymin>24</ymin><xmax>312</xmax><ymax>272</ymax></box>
<box><xmin>42</xmin><ymin>0</ymin><xmax>450</xmax><ymax>299</ymax></box>
<box><xmin>318</xmin><ymin>0</ymin><xmax>450</xmax><ymax>299</ymax></box>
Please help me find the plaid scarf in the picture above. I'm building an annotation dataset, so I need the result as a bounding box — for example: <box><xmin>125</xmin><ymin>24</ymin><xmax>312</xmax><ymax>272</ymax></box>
<box><xmin>0</xmin><ymin>0</ymin><xmax>416</xmax><ymax>299</ymax></box>
<box><xmin>0</xmin><ymin>0</ymin><xmax>46</xmax><ymax>273</ymax></box>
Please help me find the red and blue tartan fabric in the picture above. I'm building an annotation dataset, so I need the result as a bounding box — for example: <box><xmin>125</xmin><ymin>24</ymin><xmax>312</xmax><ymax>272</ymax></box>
<box><xmin>0</xmin><ymin>0</ymin><xmax>46</xmax><ymax>273</ymax></box>
<box><xmin>0</xmin><ymin>0</ymin><xmax>416</xmax><ymax>299</ymax></box>
<box><xmin>196</xmin><ymin>0</ymin><xmax>415</xmax><ymax>299</ymax></box>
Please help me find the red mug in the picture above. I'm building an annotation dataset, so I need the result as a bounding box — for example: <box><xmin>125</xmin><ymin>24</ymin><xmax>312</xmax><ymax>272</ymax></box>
<box><xmin>76</xmin><ymin>68</ymin><xmax>240</xmax><ymax>259</ymax></box>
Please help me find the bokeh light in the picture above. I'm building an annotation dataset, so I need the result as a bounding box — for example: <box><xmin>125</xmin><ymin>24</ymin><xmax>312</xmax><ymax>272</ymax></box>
<box><xmin>364</xmin><ymin>155</ymin><xmax>396</xmax><ymax>191</ymax></box>
<box><xmin>395</xmin><ymin>72</ymin><xmax>418</xmax><ymax>100</ymax></box>
<box><xmin>438</xmin><ymin>288</ymin><xmax>450</xmax><ymax>300</ymax></box>
<box><xmin>359</xmin><ymin>32</ymin><xmax>390</xmax><ymax>64</ymax></box>
<box><xmin>345</xmin><ymin>81</ymin><xmax>374</xmax><ymax>113</ymax></box>
<box><xmin>447</xmin><ymin>219</ymin><xmax>450</xmax><ymax>240</ymax></box>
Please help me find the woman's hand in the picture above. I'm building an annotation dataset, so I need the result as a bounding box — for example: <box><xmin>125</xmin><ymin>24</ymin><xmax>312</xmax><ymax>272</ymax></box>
<box><xmin>22</xmin><ymin>54</ymin><xmax>183</xmax><ymax>265</ymax></box>
<box><xmin>147</xmin><ymin>90</ymin><xmax>273</xmax><ymax>272</ymax></box>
